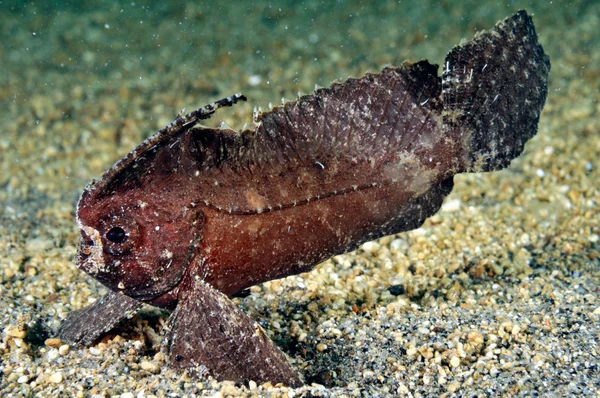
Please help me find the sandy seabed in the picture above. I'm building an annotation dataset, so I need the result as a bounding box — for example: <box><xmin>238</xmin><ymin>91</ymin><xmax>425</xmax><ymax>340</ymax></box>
<box><xmin>1</xmin><ymin>1</ymin><xmax>599</xmax><ymax>397</ymax></box>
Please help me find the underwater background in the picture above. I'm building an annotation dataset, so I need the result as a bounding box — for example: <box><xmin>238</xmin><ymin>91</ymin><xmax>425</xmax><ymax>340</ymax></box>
<box><xmin>1</xmin><ymin>0</ymin><xmax>599</xmax><ymax>396</ymax></box>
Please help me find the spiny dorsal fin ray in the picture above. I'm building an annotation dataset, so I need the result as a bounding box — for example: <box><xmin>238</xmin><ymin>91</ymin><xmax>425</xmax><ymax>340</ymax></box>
<box><xmin>84</xmin><ymin>93</ymin><xmax>247</xmax><ymax>200</ymax></box>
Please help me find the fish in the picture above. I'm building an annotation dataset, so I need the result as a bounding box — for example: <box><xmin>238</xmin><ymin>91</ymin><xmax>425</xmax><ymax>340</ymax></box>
<box><xmin>59</xmin><ymin>10</ymin><xmax>550</xmax><ymax>386</ymax></box>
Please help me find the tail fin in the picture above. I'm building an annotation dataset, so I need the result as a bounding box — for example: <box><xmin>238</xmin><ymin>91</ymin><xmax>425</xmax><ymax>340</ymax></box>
<box><xmin>442</xmin><ymin>10</ymin><xmax>550</xmax><ymax>173</ymax></box>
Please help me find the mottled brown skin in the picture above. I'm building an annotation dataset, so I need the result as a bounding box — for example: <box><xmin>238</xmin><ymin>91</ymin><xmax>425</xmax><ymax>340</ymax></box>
<box><xmin>60</xmin><ymin>11</ymin><xmax>550</xmax><ymax>387</ymax></box>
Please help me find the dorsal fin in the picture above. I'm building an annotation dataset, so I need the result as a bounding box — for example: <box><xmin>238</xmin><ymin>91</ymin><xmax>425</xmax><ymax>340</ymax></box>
<box><xmin>83</xmin><ymin>93</ymin><xmax>247</xmax><ymax>200</ymax></box>
<box><xmin>252</xmin><ymin>60</ymin><xmax>442</xmax><ymax>170</ymax></box>
<box><xmin>180</xmin><ymin>61</ymin><xmax>446</xmax><ymax>213</ymax></box>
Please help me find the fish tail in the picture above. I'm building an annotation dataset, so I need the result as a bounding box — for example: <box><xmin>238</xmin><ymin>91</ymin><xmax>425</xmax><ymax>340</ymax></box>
<box><xmin>442</xmin><ymin>10</ymin><xmax>550</xmax><ymax>173</ymax></box>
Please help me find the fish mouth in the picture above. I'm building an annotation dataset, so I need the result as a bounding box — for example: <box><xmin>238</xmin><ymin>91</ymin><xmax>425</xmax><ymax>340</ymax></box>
<box><xmin>76</xmin><ymin>225</ymin><xmax>107</xmax><ymax>277</ymax></box>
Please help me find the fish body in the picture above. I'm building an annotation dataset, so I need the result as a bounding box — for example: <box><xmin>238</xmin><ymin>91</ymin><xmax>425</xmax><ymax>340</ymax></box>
<box><xmin>60</xmin><ymin>10</ymin><xmax>550</xmax><ymax>387</ymax></box>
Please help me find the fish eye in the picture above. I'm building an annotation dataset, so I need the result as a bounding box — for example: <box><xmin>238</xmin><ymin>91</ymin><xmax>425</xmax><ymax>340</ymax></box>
<box><xmin>99</xmin><ymin>215</ymin><xmax>139</xmax><ymax>255</ymax></box>
<box><xmin>106</xmin><ymin>226</ymin><xmax>127</xmax><ymax>244</ymax></box>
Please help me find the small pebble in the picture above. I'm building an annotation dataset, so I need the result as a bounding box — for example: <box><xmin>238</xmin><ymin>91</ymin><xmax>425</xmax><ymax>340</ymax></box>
<box><xmin>450</xmin><ymin>356</ymin><xmax>460</xmax><ymax>368</ymax></box>
<box><xmin>6</xmin><ymin>326</ymin><xmax>27</xmax><ymax>339</ymax></box>
<box><xmin>398</xmin><ymin>383</ymin><xmax>410</xmax><ymax>394</ymax></box>
<box><xmin>441</xmin><ymin>198</ymin><xmax>461</xmax><ymax>212</ymax></box>
<box><xmin>45</xmin><ymin>338</ymin><xmax>62</xmax><ymax>348</ymax></box>
<box><xmin>511</xmin><ymin>324</ymin><xmax>521</xmax><ymax>336</ymax></box>
<box><xmin>47</xmin><ymin>349</ymin><xmax>59</xmax><ymax>361</ymax></box>
<box><xmin>361</xmin><ymin>241</ymin><xmax>380</xmax><ymax>254</ymax></box>
<box><xmin>467</xmin><ymin>331</ymin><xmax>484</xmax><ymax>345</ymax></box>
<box><xmin>316</xmin><ymin>343</ymin><xmax>328</xmax><ymax>352</ymax></box>
<box><xmin>140</xmin><ymin>360</ymin><xmax>160</xmax><ymax>374</ymax></box>
<box><xmin>58</xmin><ymin>345</ymin><xmax>70</xmax><ymax>356</ymax></box>
<box><xmin>49</xmin><ymin>372</ymin><xmax>63</xmax><ymax>384</ymax></box>
<box><xmin>390</xmin><ymin>238</ymin><xmax>407</xmax><ymax>251</ymax></box>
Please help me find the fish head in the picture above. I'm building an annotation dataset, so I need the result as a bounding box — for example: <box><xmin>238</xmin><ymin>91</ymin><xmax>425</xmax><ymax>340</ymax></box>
<box><xmin>75</xmin><ymin>184</ymin><xmax>203</xmax><ymax>301</ymax></box>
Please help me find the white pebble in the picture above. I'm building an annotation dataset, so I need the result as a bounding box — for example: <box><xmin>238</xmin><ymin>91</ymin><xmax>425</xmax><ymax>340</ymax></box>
<box><xmin>47</xmin><ymin>349</ymin><xmax>59</xmax><ymax>361</ymax></box>
<box><xmin>390</xmin><ymin>238</ymin><xmax>407</xmax><ymax>251</ymax></box>
<box><xmin>361</xmin><ymin>241</ymin><xmax>380</xmax><ymax>253</ymax></box>
<box><xmin>49</xmin><ymin>372</ymin><xmax>63</xmax><ymax>384</ymax></box>
<box><xmin>441</xmin><ymin>198</ymin><xmax>461</xmax><ymax>212</ymax></box>
<box><xmin>450</xmin><ymin>356</ymin><xmax>460</xmax><ymax>368</ymax></box>
<box><xmin>58</xmin><ymin>345</ymin><xmax>70</xmax><ymax>356</ymax></box>
<box><xmin>140</xmin><ymin>360</ymin><xmax>159</xmax><ymax>374</ymax></box>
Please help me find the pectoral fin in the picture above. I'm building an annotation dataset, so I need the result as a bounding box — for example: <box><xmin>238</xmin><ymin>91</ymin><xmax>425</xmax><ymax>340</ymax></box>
<box><xmin>59</xmin><ymin>291</ymin><xmax>143</xmax><ymax>345</ymax></box>
<box><xmin>166</xmin><ymin>277</ymin><xmax>302</xmax><ymax>387</ymax></box>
